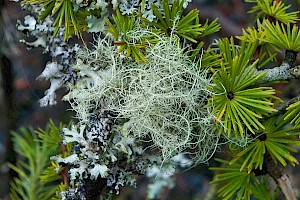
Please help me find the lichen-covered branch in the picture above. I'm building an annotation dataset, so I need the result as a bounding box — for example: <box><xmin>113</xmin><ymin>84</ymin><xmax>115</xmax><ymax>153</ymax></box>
<box><xmin>256</xmin><ymin>49</ymin><xmax>299</xmax><ymax>83</ymax></box>
<box><xmin>256</xmin><ymin>62</ymin><xmax>297</xmax><ymax>83</ymax></box>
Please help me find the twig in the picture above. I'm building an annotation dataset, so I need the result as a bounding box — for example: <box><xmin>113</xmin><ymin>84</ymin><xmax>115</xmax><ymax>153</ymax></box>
<box><xmin>265</xmin><ymin>153</ymin><xmax>297</xmax><ymax>200</ymax></box>
<box><xmin>257</xmin><ymin>50</ymin><xmax>299</xmax><ymax>83</ymax></box>
<box><xmin>276</xmin><ymin>94</ymin><xmax>300</xmax><ymax>114</ymax></box>
<box><xmin>277</xmin><ymin>174</ymin><xmax>296</xmax><ymax>200</ymax></box>
<box><xmin>60</xmin><ymin>144</ymin><xmax>69</xmax><ymax>189</ymax></box>
<box><xmin>263</xmin><ymin>92</ymin><xmax>300</xmax><ymax>120</ymax></box>
<box><xmin>61</xmin><ymin>167</ymin><xmax>69</xmax><ymax>189</ymax></box>
<box><xmin>256</xmin><ymin>62</ymin><xmax>298</xmax><ymax>83</ymax></box>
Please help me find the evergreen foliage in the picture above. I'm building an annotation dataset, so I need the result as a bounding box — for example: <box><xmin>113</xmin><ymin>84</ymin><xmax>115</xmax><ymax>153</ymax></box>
<box><xmin>284</xmin><ymin>101</ymin><xmax>300</xmax><ymax>126</ymax></box>
<box><xmin>9</xmin><ymin>120</ymin><xmax>69</xmax><ymax>200</ymax></box>
<box><xmin>246</xmin><ymin>0</ymin><xmax>299</xmax><ymax>23</ymax></box>
<box><xmin>263</xmin><ymin>20</ymin><xmax>300</xmax><ymax>52</ymax></box>
<box><xmin>229</xmin><ymin>115</ymin><xmax>300</xmax><ymax>170</ymax></box>
<box><xmin>208</xmin><ymin>38</ymin><xmax>278</xmax><ymax>138</ymax></box>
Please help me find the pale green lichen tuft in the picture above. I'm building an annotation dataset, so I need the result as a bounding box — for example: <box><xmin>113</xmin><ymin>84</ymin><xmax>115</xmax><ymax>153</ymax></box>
<box><xmin>65</xmin><ymin>33</ymin><xmax>218</xmax><ymax>164</ymax></box>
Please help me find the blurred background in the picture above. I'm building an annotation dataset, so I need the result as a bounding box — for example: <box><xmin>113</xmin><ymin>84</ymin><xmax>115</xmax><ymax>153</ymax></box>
<box><xmin>0</xmin><ymin>0</ymin><xmax>300</xmax><ymax>199</ymax></box>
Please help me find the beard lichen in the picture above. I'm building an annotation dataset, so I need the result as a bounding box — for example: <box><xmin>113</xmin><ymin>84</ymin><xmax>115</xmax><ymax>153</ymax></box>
<box><xmin>64</xmin><ymin>33</ymin><xmax>218</xmax><ymax>165</ymax></box>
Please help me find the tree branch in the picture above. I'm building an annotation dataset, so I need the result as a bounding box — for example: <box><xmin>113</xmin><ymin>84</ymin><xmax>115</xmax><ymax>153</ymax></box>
<box><xmin>256</xmin><ymin>50</ymin><xmax>299</xmax><ymax>83</ymax></box>
<box><xmin>273</xmin><ymin>94</ymin><xmax>300</xmax><ymax>117</ymax></box>
<box><xmin>257</xmin><ymin>63</ymin><xmax>300</xmax><ymax>83</ymax></box>
<box><xmin>277</xmin><ymin>174</ymin><xmax>297</xmax><ymax>200</ymax></box>
<box><xmin>60</xmin><ymin>144</ymin><xmax>69</xmax><ymax>189</ymax></box>
<box><xmin>264</xmin><ymin>153</ymin><xmax>297</xmax><ymax>200</ymax></box>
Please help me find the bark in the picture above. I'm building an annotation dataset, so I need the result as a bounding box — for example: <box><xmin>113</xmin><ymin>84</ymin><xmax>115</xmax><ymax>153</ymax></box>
<box><xmin>265</xmin><ymin>153</ymin><xmax>297</xmax><ymax>200</ymax></box>
<box><xmin>277</xmin><ymin>174</ymin><xmax>296</xmax><ymax>200</ymax></box>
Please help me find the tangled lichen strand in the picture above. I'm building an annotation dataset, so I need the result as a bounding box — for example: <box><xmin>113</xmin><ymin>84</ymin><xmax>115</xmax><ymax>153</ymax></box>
<box><xmin>66</xmin><ymin>34</ymin><xmax>218</xmax><ymax>164</ymax></box>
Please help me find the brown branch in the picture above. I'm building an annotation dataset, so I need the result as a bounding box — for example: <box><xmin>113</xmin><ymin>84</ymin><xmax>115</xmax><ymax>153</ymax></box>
<box><xmin>264</xmin><ymin>150</ymin><xmax>297</xmax><ymax>200</ymax></box>
<box><xmin>264</xmin><ymin>93</ymin><xmax>300</xmax><ymax>119</ymax></box>
<box><xmin>275</xmin><ymin>94</ymin><xmax>300</xmax><ymax>114</ymax></box>
<box><xmin>277</xmin><ymin>174</ymin><xmax>297</xmax><ymax>200</ymax></box>
<box><xmin>60</xmin><ymin>144</ymin><xmax>69</xmax><ymax>189</ymax></box>
<box><xmin>61</xmin><ymin>166</ymin><xmax>69</xmax><ymax>190</ymax></box>
<box><xmin>253</xmin><ymin>153</ymin><xmax>297</xmax><ymax>199</ymax></box>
